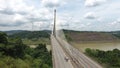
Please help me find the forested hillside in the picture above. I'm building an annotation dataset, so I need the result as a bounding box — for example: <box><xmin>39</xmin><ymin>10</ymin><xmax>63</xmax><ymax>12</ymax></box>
<box><xmin>8</xmin><ymin>31</ymin><xmax>50</xmax><ymax>39</ymax></box>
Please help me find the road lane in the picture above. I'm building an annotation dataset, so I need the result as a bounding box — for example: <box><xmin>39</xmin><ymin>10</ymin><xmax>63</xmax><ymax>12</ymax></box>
<box><xmin>51</xmin><ymin>35</ymin><xmax>73</xmax><ymax>68</ymax></box>
<box><xmin>56</xmin><ymin>36</ymin><xmax>102</xmax><ymax>68</ymax></box>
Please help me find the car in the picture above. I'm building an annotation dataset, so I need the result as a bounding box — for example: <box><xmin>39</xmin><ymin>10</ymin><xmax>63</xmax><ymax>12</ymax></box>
<box><xmin>65</xmin><ymin>57</ymin><xmax>69</xmax><ymax>62</ymax></box>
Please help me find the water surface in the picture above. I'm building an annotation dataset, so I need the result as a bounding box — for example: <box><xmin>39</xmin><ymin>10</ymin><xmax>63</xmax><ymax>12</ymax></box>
<box><xmin>72</xmin><ymin>42</ymin><xmax>120</xmax><ymax>52</ymax></box>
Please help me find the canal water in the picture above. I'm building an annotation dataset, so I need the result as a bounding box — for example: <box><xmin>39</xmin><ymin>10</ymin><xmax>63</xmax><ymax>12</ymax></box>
<box><xmin>72</xmin><ymin>42</ymin><xmax>120</xmax><ymax>52</ymax></box>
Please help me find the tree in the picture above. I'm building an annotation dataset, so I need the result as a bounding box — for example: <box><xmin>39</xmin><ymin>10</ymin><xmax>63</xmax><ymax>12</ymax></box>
<box><xmin>0</xmin><ymin>32</ymin><xmax>8</xmax><ymax>44</ymax></box>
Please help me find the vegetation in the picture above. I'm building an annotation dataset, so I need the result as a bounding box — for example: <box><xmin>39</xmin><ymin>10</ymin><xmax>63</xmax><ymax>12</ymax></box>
<box><xmin>0</xmin><ymin>32</ymin><xmax>52</xmax><ymax>68</ymax></box>
<box><xmin>85</xmin><ymin>48</ymin><xmax>120</xmax><ymax>68</ymax></box>
<box><xmin>65</xmin><ymin>34</ymin><xmax>72</xmax><ymax>41</ymax></box>
<box><xmin>22</xmin><ymin>38</ymin><xmax>50</xmax><ymax>45</ymax></box>
<box><xmin>9</xmin><ymin>31</ymin><xmax>50</xmax><ymax>39</ymax></box>
<box><xmin>0</xmin><ymin>32</ymin><xmax>8</xmax><ymax>44</ymax></box>
<box><xmin>112</xmin><ymin>31</ymin><xmax>120</xmax><ymax>39</ymax></box>
<box><xmin>7</xmin><ymin>31</ymin><xmax>51</xmax><ymax>45</ymax></box>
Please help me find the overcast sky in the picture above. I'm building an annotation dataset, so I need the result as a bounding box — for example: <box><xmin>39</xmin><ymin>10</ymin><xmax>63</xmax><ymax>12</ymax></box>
<box><xmin>0</xmin><ymin>0</ymin><xmax>120</xmax><ymax>31</ymax></box>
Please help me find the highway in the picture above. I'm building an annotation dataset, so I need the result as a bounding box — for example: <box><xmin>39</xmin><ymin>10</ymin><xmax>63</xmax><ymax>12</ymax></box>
<box><xmin>51</xmin><ymin>34</ymin><xmax>102</xmax><ymax>68</ymax></box>
<box><xmin>56</xmin><ymin>36</ymin><xmax>102</xmax><ymax>68</ymax></box>
<box><xmin>51</xmin><ymin>35</ymin><xmax>73</xmax><ymax>68</ymax></box>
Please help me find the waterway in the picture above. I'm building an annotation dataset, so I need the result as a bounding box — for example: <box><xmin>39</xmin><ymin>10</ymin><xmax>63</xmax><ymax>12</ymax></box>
<box><xmin>72</xmin><ymin>42</ymin><xmax>120</xmax><ymax>52</ymax></box>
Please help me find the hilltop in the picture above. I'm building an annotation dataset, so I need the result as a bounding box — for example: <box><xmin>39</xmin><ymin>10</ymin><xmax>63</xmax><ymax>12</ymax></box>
<box><xmin>9</xmin><ymin>31</ymin><xmax>50</xmax><ymax>39</ymax></box>
<box><xmin>0</xmin><ymin>30</ymin><xmax>51</xmax><ymax>39</ymax></box>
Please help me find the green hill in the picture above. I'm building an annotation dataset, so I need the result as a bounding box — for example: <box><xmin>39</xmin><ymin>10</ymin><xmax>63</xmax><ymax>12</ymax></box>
<box><xmin>8</xmin><ymin>30</ymin><xmax>51</xmax><ymax>39</ymax></box>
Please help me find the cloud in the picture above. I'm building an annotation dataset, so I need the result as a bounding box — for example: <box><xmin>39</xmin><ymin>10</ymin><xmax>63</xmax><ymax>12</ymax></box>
<box><xmin>0</xmin><ymin>0</ymin><xmax>34</xmax><ymax>15</ymax></box>
<box><xmin>110</xmin><ymin>19</ymin><xmax>120</xmax><ymax>25</ymax></box>
<box><xmin>85</xmin><ymin>0</ymin><xmax>107</xmax><ymax>7</ymax></box>
<box><xmin>0</xmin><ymin>8</ymin><xmax>15</xmax><ymax>15</ymax></box>
<box><xmin>84</xmin><ymin>12</ymin><xmax>97</xmax><ymax>19</ymax></box>
<box><xmin>0</xmin><ymin>8</ymin><xmax>29</xmax><ymax>15</ymax></box>
<box><xmin>26</xmin><ymin>8</ymin><xmax>52</xmax><ymax>23</ymax></box>
<box><xmin>107</xmin><ymin>18</ymin><xmax>120</xmax><ymax>30</ymax></box>
<box><xmin>41</xmin><ymin>0</ymin><xmax>66</xmax><ymax>8</ymax></box>
<box><xmin>0</xmin><ymin>0</ymin><xmax>119</xmax><ymax>31</ymax></box>
<box><xmin>26</xmin><ymin>16</ymin><xmax>51</xmax><ymax>22</ymax></box>
<box><xmin>0</xmin><ymin>0</ymin><xmax>53</xmax><ymax>30</ymax></box>
<box><xmin>0</xmin><ymin>13</ymin><xmax>28</xmax><ymax>27</ymax></box>
<box><xmin>0</xmin><ymin>21</ymin><xmax>25</xmax><ymax>27</ymax></box>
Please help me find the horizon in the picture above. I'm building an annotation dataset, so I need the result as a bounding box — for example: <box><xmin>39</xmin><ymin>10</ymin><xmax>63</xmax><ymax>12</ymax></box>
<box><xmin>1</xmin><ymin>29</ymin><xmax>120</xmax><ymax>32</ymax></box>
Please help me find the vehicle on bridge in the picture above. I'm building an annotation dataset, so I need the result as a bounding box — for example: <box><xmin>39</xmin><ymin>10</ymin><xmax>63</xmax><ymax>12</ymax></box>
<box><xmin>65</xmin><ymin>57</ymin><xmax>69</xmax><ymax>62</ymax></box>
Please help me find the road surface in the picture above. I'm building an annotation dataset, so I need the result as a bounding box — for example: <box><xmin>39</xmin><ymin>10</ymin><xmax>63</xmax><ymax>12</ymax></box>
<box><xmin>56</xmin><ymin>36</ymin><xmax>102</xmax><ymax>68</ymax></box>
<box><xmin>51</xmin><ymin>35</ymin><xmax>73</xmax><ymax>68</ymax></box>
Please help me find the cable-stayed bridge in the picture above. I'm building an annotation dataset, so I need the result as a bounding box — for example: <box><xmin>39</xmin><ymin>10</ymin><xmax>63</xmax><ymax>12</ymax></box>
<box><xmin>51</xmin><ymin>9</ymin><xmax>102</xmax><ymax>68</ymax></box>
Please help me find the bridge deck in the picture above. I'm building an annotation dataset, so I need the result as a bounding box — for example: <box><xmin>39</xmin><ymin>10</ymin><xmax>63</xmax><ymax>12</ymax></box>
<box><xmin>51</xmin><ymin>35</ymin><xmax>73</xmax><ymax>68</ymax></box>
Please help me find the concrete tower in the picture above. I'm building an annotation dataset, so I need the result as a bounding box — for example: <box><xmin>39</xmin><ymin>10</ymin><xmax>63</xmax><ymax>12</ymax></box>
<box><xmin>53</xmin><ymin>9</ymin><xmax>56</xmax><ymax>37</ymax></box>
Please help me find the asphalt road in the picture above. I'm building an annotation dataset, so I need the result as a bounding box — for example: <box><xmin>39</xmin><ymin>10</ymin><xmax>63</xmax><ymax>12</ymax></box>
<box><xmin>51</xmin><ymin>35</ymin><xmax>73</xmax><ymax>68</ymax></box>
<box><xmin>56</xmin><ymin>36</ymin><xmax>103</xmax><ymax>68</ymax></box>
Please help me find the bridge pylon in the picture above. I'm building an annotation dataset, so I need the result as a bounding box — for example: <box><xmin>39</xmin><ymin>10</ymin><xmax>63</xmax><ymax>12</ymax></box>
<box><xmin>52</xmin><ymin>9</ymin><xmax>56</xmax><ymax>37</ymax></box>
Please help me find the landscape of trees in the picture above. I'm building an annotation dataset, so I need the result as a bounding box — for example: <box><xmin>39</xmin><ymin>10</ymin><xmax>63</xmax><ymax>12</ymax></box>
<box><xmin>1</xmin><ymin>30</ymin><xmax>120</xmax><ymax>68</ymax></box>
<box><xmin>85</xmin><ymin>48</ymin><xmax>120</xmax><ymax>68</ymax></box>
<box><xmin>9</xmin><ymin>31</ymin><xmax>50</xmax><ymax>39</ymax></box>
<box><xmin>0</xmin><ymin>32</ymin><xmax>52</xmax><ymax>68</ymax></box>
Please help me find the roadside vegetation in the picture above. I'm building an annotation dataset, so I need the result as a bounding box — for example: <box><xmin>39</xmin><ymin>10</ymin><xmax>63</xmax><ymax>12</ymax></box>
<box><xmin>85</xmin><ymin>48</ymin><xmax>120</xmax><ymax>68</ymax></box>
<box><xmin>0</xmin><ymin>32</ymin><xmax>52</xmax><ymax>68</ymax></box>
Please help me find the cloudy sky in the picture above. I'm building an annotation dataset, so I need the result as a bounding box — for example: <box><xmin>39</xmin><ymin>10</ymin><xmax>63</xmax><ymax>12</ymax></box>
<box><xmin>0</xmin><ymin>0</ymin><xmax>120</xmax><ymax>31</ymax></box>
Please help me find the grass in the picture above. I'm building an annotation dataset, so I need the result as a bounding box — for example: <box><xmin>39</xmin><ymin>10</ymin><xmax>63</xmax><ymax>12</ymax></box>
<box><xmin>22</xmin><ymin>38</ymin><xmax>50</xmax><ymax>45</ymax></box>
<box><xmin>46</xmin><ymin>45</ymin><xmax>51</xmax><ymax>52</ymax></box>
<box><xmin>22</xmin><ymin>38</ymin><xmax>51</xmax><ymax>51</ymax></box>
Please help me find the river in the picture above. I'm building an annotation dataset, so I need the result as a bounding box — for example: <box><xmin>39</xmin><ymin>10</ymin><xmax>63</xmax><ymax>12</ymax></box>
<box><xmin>71</xmin><ymin>42</ymin><xmax>120</xmax><ymax>52</ymax></box>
